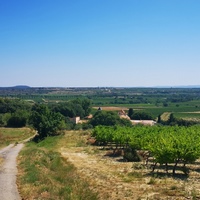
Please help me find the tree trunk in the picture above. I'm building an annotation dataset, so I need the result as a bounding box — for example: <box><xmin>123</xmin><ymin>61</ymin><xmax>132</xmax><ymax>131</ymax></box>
<box><xmin>152</xmin><ymin>162</ymin><xmax>157</xmax><ymax>172</ymax></box>
<box><xmin>165</xmin><ymin>163</ymin><xmax>168</xmax><ymax>174</ymax></box>
<box><xmin>173</xmin><ymin>159</ymin><xmax>179</xmax><ymax>176</ymax></box>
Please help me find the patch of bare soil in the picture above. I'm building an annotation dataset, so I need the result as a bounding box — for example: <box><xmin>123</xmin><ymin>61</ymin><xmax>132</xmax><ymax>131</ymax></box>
<box><xmin>0</xmin><ymin>157</ymin><xmax>3</xmax><ymax>167</ymax></box>
<box><xmin>60</xmin><ymin>133</ymin><xmax>200</xmax><ymax>200</ymax></box>
<box><xmin>93</xmin><ymin>107</ymin><xmax>129</xmax><ymax>111</ymax></box>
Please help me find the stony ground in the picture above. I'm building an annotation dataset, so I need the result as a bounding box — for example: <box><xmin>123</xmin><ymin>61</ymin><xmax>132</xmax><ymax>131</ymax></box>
<box><xmin>60</xmin><ymin>132</ymin><xmax>200</xmax><ymax>200</ymax></box>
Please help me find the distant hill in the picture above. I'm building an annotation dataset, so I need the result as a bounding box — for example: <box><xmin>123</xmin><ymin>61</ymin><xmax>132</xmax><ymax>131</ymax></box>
<box><xmin>13</xmin><ymin>85</ymin><xmax>31</xmax><ymax>89</ymax></box>
<box><xmin>154</xmin><ymin>85</ymin><xmax>200</xmax><ymax>88</ymax></box>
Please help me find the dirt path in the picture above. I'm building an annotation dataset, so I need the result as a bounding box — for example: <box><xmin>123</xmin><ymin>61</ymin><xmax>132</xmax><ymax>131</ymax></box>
<box><xmin>0</xmin><ymin>143</ymin><xmax>24</xmax><ymax>200</ymax></box>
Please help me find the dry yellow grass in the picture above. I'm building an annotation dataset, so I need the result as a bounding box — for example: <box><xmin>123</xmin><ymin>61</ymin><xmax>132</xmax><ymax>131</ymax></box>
<box><xmin>16</xmin><ymin>130</ymin><xmax>200</xmax><ymax>200</ymax></box>
<box><xmin>0</xmin><ymin>127</ymin><xmax>35</xmax><ymax>149</ymax></box>
<box><xmin>160</xmin><ymin>112</ymin><xmax>171</xmax><ymax>121</ymax></box>
<box><xmin>59</xmin><ymin>130</ymin><xmax>200</xmax><ymax>200</ymax></box>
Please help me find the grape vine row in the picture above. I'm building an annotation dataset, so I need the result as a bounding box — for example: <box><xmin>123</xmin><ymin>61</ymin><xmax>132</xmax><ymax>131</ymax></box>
<box><xmin>92</xmin><ymin>125</ymin><xmax>200</xmax><ymax>175</ymax></box>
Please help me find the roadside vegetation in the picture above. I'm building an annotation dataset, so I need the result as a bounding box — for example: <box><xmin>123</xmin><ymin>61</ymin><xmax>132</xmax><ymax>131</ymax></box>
<box><xmin>17</xmin><ymin>135</ymin><xmax>98</xmax><ymax>200</ymax></box>
<box><xmin>0</xmin><ymin>127</ymin><xmax>35</xmax><ymax>149</ymax></box>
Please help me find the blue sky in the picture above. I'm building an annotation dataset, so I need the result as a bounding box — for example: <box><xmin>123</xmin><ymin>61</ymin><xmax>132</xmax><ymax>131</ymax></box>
<box><xmin>0</xmin><ymin>0</ymin><xmax>200</xmax><ymax>87</ymax></box>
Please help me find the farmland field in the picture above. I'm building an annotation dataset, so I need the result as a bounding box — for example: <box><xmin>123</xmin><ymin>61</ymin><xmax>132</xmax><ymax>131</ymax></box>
<box><xmin>1</xmin><ymin>86</ymin><xmax>200</xmax><ymax>199</ymax></box>
<box><xmin>18</xmin><ymin>130</ymin><xmax>200</xmax><ymax>200</ymax></box>
<box><xmin>2</xmin><ymin>86</ymin><xmax>200</xmax><ymax>120</ymax></box>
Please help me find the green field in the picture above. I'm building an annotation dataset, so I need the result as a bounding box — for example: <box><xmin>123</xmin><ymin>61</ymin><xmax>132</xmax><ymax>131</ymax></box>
<box><xmin>1</xmin><ymin>87</ymin><xmax>200</xmax><ymax>121</ymax></box>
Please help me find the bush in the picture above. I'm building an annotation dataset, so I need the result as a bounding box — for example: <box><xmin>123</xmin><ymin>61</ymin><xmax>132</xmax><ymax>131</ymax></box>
<box><xmin>123</xmin><ymin>148</ymin><xmax>141</xmax><ymax>162</ymax></box>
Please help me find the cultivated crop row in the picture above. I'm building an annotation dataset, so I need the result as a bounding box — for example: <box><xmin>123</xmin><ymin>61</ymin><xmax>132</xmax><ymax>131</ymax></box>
<box><xmin>92</xmin><ymin>125</ymin><xmax>200</xmax><ymax>175</ymax></box>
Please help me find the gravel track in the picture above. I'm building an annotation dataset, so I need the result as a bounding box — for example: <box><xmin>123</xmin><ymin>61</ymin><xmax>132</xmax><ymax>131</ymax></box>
<box><xmin>0</xmin><ymin>143</ymin><xmax>24</xmax><ymax>200</ymax></box>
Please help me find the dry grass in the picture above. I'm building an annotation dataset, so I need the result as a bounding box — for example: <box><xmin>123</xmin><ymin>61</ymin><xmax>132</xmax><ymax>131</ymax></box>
<box><xmin>59</xmin><ymin>130</ymin><xmax>200</xmax><ymax>200</ymax></box>
<box><xmin>17</xmin><ymin>134</ymin><xmax>98</xmax><ymax>200</ymax></box>
<box><xmin>16</xmin><ymin>130</ymin><xmax>200</xmax><ymax>199</ymax></box>
<box><xmin>0</xmin><ymin>127</ymin><xmax>35</xmax><ymax>149</ymax></box>
<box><xmin>160</xmin><ymin>112</ymin><xmax>171</xmax><ymax>121</ymax></box>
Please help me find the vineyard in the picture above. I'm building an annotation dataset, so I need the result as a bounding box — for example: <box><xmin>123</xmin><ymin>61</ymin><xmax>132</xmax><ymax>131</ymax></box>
<box><xmin>92</xmin><ymin>125</ymin><xmax>200</xmax><ymax>175</ymax></box>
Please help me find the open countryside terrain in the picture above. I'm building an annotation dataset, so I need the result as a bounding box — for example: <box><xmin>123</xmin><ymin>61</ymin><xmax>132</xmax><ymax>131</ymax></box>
<box><xmin>17</xmin><ymin>131</ymin><xmax>200</xmax><ymax>200</ymax></box>
<box><xmin>1</xmin><ymin>86</ymin><xmax>200</xmax><ymax>121</ymax></box>
<box><xmin>1</xmin><ymin>87</ymin><xmax>200</xmax><ymax>199</ymax></box>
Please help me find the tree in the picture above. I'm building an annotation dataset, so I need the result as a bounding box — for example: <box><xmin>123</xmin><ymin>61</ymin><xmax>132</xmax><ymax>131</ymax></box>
<box><xmin>0</xmin><ymin>114</ymin><xmax>4</xmax><ymax>127</ymax></box>
<box><xmin>128</xmin><ymin>108</ymin><xmax>134</xmax><ymax>118</ymax></box>
<box><xmin>118</xmin><ymin>118</ymin><xmax>132</xmax><ymax>127</ymax></box>
<box><xmin>89</xmin><ymin>111</ymin><xmax>121</xmax><ymax>127</ymax></box>
<box><xmin>0</xmin><ymin>98</ymin><xmax>31</xmax><ymax>114</ymax></box>
<box><xmin>30</xmin><ymin>104</ymin><xmax>65</xmax><ymax>139</ymax></box>
<box><xmin>81</xmin><ymin>98</ymin><xmax>91</xmax><ymax>116</ymax></box>
<box><xmin>7</xmin><ymin>110</ymin><xmax>29</xmax><ymax>127</ymax></box>
<box><xmin>157</xmin><ymin>114</ymin><xmax>162</xmax><ymax>123</ymax></box>
<box><xmin>167</xmin><ymin>113</ymin><xmax>177</xmax><ymax>125</ymax></box>
<box><xmin>130</xmin><ymin>111</ymin><xmax>153</xmax><ymax>120</ymax></box>
<box><xmin>50</xmin><ymin>98</ymin><xmax>91</xmax><ymax>118</ymax></box>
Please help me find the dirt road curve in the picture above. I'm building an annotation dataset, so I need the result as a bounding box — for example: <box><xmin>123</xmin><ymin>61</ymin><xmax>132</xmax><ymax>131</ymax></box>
<box><xmin>0</xmin><ymin>143</ymin><xmax>24</xmax><ymax>200</ymax></box>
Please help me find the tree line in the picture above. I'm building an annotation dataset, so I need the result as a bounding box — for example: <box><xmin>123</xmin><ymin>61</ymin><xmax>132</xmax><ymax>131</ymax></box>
<box><xmin>1</xmin><ymin>97</ymin><xmax>199</xmax><ymax>140</ymax></box>
<box><xmin>0</xmin><ymin>98</ymin><xmax>92</xmax><ymax>138</ymax></box>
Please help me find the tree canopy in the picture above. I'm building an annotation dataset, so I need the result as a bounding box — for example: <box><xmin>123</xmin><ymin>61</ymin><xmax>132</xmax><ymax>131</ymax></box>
<box><xmin>51</xmin><ymin>98</ymin><xmax>91</xmax><ymax>118</ymax></box>
<box><xmin>30</xmin><ymin>104</ymin><xmax>65</xmax><ymax>139</ymax></box>
<box><xmin>128</xmin><ymin>108</ymin><xmax>154</xmax><ymax>120</ymax></box>
<box><xmin>90</xmin><ymin>110</ymin><xmax>132</xmax><ymax>127</ymax></box>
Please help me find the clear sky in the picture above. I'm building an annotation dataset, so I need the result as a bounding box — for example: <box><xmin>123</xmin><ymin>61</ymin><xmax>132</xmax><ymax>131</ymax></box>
<box><xmin>0</xmin><ymin>0</ymin><xmax>200</xmax><ymax>87</ymax></box>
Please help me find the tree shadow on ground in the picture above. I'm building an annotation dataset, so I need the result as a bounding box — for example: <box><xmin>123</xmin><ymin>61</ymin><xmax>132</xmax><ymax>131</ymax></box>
<box><xmin>145</xmin><ymin>164</ymin><xmax>189</xmax><ymax>180</ymax></box>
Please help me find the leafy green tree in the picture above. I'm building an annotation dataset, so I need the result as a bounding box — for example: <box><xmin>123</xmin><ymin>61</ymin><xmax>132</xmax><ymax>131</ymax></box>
<box><xmin>90</xmin><ymin>111</ymin><xmax>124</xmax><ymax>127</ymax></box>
<box><xmin>51</xmin><ymin>103</ymin><xmax>75</xmax><ymax>118</ymax></box>
<box><xmin>130</xmin><ymin>111</ymin><xmax>153</xmax><ymax>120</ymax></box>
<box><xmin>71</xmin><ymin>103</ymin><xmax>85</xmax><ymax>118</ymax></box>
<box><xmin>30</xmin><ymin>104</ymin><xmax>65</xmax><ymax>139</ymax></box>
<box><xmin>81</xmin><ymin>98</ymin><xmax>91</xmax><ymax>116</ymax></box>
<box><xmin>0</xmin><ymin>98</ymin><xmax>31</xmax><ymax>114</ymax></box>
<box><xmin>163</xmin><ymin>102</ymin><xmax>168</xmax><ymax>107</ymax></box>
<box><xmin>157</xmin><ymin>114</ymin><xmax>162</xmax><ymax>123</ymax></box>
<box><xmin>128</xmin><ymin>108</ymin><xmax>134</xmax><ymax>118</ymax></box>
<box><xmin>118</xmin><ymin>118</ymin><xmax>132</xmax><ymax>127</ymax></box>
<box><xmin>167</xmin><ymin>113</ymin><xmax>177</xmax><ymax>125</ymax></box>
<box><xmin>7</xmin><ymin>110</ymin><xmax>29</xmax><ymax>127</ymax></box>
<box><xmin>51</xmin><ymin>98</ymin><xmax>91</xmax><ymax>119</ymax></box>
<box><xmin>0</xmin><ymin>114</ymin><xmax>4</xmax><ymax>127</ymax></box>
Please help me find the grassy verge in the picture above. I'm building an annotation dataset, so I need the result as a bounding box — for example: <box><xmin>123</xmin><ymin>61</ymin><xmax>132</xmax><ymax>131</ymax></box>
<box><xmin>17</xmin><ymin>135</ymin><xmax>98</xmax><ymax>200</ymax></box>
<box><xmin>0</xmin><ymin>127</ymin><xmax>35</xmax><ymax>149</ymax></box>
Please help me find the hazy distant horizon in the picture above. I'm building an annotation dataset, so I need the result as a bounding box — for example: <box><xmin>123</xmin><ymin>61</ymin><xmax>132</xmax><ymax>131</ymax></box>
<box><xmin>1</xmin><ymin>0</ymin><xmax>200</xmax><ymax>87</ymax></box>
<box><xmin>1</xmin><ymin>84</ymin><xmax>200</xmax><ymax>89</ymax></box>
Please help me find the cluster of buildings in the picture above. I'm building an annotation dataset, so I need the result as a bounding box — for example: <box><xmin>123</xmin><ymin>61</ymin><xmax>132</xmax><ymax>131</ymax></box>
<box><xmin>71</xmin><ymin>108</ymin><xmax>156</xmax><ymax>126</ymax></box>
